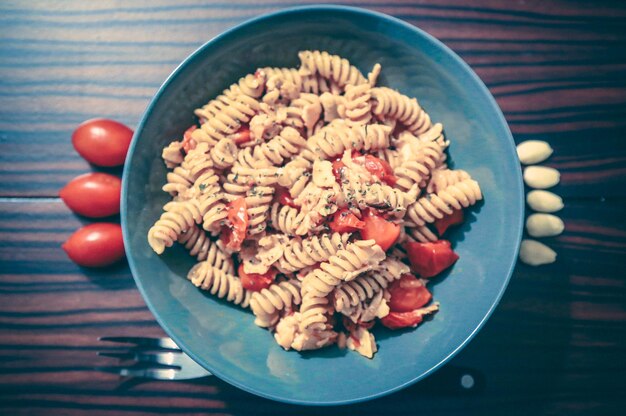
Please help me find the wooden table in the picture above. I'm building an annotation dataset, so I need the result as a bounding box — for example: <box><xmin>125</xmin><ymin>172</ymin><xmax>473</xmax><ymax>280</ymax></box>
<box><xmin>1</xmin><ymin>1</ymin><xmax>625</xmax><ymax>414</ymax></box>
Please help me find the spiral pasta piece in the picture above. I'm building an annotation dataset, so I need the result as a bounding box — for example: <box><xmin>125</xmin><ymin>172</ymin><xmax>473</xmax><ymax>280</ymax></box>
<box><xmin>246</xmin><ymin>186</ymin><xmax>274</xmax><ymax>236</ymax></box>
<box><xmin>406</xmin><ymin>178</ymin><xmax>482</xmax><ymax>227</ymax></box>
<box><xmin>162</xmin><ymin>165</ymin><xmax>194</xmax><ymax>198</ymax></box>
<box><xmin>298</xmin><ymin>50</ymin><xmax>367</xmax><ymax>88</ymax></box>
<box><xmin>162</xmin><ymin>143</ymin><xmax>214</xmax><ymax>198</ymax></box>
<box><xmin>298</xmin><ymin>292</ymin><xmax>333</xmax><ymax>332</ymax></box>
<box><xmin>223</xmin><ymin>147</ymin><xmax>275</xmax><ymax>199</ymax></box>
<box><xmin>418</xmin><ymin>122</ymin><xmax>448</xmax><ymax>150</ymax></box>
<box><xmin>147</xmin><ymin>199</ymin><xmax>201</xmax><ymax>254</ymax></box>
<box><xmin>275</xmin><ymin>232</ymin><xmax>351</xmax><ymax>273</ymax></box>
<box><xmin>343</xmin><ymin>181</ymin><xmax>418</xmax><ymax>216</ymax></box>
<box><xmin>333</xmin><ymin>257</ymin><xmax>409</xmax><ymax>313</ymax></box>
<box><xmin>187</xmin><ymin>262</ymin><xmax>251</xmax><ymax>308</ymax></box>
<box><xmin>198</xmin><ymin>191</ymin><xmax>228</xmax><ymax>234</ymax></box>
<box><xmin>344</xmin><ymin>84</ymin><xmax>372</xmax><ymax>125</ymax></box>
<box><xmin>301</xmin><ymin>240</ymin><xmax>386</xmax><ymax>300</ymax></box>
<box><xmin>250</xmin><ymin>279</ymin><xmax>302</xmax><ymax>327</ymax></box>
<box><xmin>374</xmin><ymin>148</ymin><xmax>403</xmax><ymax>170</ymax></box>
<box><xmin>341</xmin><ymin>289</ymin><xmax>389</xmax><ymax>325</ymax></box>
<box><xmin>178</xmin><ymin>226</ymin><xmax>234</xmax><ymax>272</ymax></box>
<box><xmin>209</xmin><ymin>138</ymin><xmax>238</xmax><ymax>170</ymax></box>
<box><xmin>408</xmin><ymin>225</ymin><xmax>439</xmax><ymax>243</ymax></box>
<box><xmin>277</xmin><ymin>158</ymin><xmax>312</xmax><ymax>199</ymax></box>
<box><xmin>426</xmin><ymin>169</ymin><xmax>471</xmax><ymax>194</ymax></box>
<box><xmin>371</xmin><ymin>87</ymin><xmax>432</xmax><ymax>135</ymax></box>
<box><xmin>394</xmin><ymin>141</ymin><xmax>445</xmax><ymax>192</ymax></box>
<box><xmin>281</xmin><ymin>93</ymin><xmax>322</xmax><ymax>132</ymax></box>
<box><xmin>193</xmin><ymin>94</ymin><xmax>259</xmax><ymax>145</ymax></box>
<box><xmin>253</xmin><ymin>127</ymin><xmax>308</xmax><ymax>166</ymax></box>
<box><xmin>162</xmin><ymin>141</ymin><xmax>184</xmax><ymax>169</ymax></box>
<box><xmin>303</xmin><ymin>121</ymin><xmax>391</xmax><ymax>161</ymax></box>
<box><xmin>270</xmin><ymin>203</ymin><xmax>303</xmax><ymax>236</ymax></box>
<box><xmin>195</xmin><ymin>73</ymin><xmax>265</xmax><ymax>121</ymax></box>
<box><xmin>259</xmin><ymin>67</ymin><xmax>303</xmax><ymax>89</ymax></box>
<box><xmin>302</xmin><ymin>74</ymin><xmax>342</xmax><ymax>95</ymax></box>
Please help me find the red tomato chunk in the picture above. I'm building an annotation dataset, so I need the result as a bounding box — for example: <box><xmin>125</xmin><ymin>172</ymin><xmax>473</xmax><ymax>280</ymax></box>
<box><xmin>329</xmin><ymin>209</ymin><xmax>365</xmax><ymax>233</ymax></box>
<box><xmin>360</xmin><ymin>211</ymin><xmax>400</xmax><ymax>251</ymax></box>
<box><xmin>238</xmin><ymin>264</ymin><xmax>276</xmax><ymax>292</ymax></box>
<box><xmin>405</xmin><ymin>240</ymin><xmax>459</xmax><ymax>278</ymax></box>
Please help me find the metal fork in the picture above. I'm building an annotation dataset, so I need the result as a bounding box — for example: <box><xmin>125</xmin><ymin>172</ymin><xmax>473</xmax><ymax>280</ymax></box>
<box><xmin>97</xmin><ymin>337</ymin><xmax>484</xmax><ymax>394</ymax></box>
<box><xmin>97</xmin><ymin>336</ymin><xmax>211</xmax><ymax>380</ymax></box>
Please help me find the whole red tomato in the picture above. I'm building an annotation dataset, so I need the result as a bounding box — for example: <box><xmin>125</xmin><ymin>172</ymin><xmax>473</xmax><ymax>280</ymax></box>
<box><xmin>59</xmin><ymin>172</ymin><xmax>121</xmax><ymax>218</ymax></box>
<box><xmin>62</xmin><ymin>223</ymin><xmax>125</xmax><ymax>267</ymax></box>
<box><xmin>72</xmin><ymin>119</ymin><xmax>133</xmax><ymax>167</ymax></box>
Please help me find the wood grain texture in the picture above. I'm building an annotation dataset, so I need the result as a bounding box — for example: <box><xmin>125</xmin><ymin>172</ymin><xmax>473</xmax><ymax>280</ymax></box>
<box><xmin>0</xmin><ymin>0</ymin><xmax>625</xmax><ymax>414</ymax></box>
<box><xmin>0</xmin><ymin>199</ymin><xmax>624</xmax><ymax>415</ymax></box>
<box><xmin>1</xmin><ymin>0</ymin><xmax>626</xmax><ymax>197</ymax></box>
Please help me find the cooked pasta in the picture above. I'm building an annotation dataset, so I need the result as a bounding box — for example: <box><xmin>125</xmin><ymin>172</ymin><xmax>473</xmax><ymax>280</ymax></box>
<box><xmin>148</xmin><ymin>51</ymin><xmax>482</xmax><ymax>359</ymax></box>
<box><xmin>298</xmin><ymin>50</ymin><xmax>368</xmax><ymax>88</ymax></box>
<box><xmin>275</xmin><ymin>232</ymin><xmax>350</xmax><ymax>273</ymax></box>
<box><xmin>250</xmin><ymin>279</ymin><xmax>302</xmax><ymax>327</ymax></box>
<box><xmin>188</xmin><ymin>261</ymin><xmax>252</xmax><ymax>307</ymax></box>
<box><xmin>406</xmin><ymin>178</ymin><xmax>482</xmax><ymax>227</ymax></box>
<box><xmin>178</xmin><ymin>226</ymin><xmax>234</xmax><ymax>272</ymax></box>
<box><xmin>333</xmin><ymin>257</ymin><xmax>409</xmax><ymax>312</ymax></box>
<box><xmin>370</xmin><ymin>87</ymin><xmax>432</xmax><ymax>135</ymax></box>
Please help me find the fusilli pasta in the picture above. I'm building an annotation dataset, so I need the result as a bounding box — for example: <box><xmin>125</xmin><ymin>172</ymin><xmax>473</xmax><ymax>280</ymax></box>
<box><xmin>148</xmin><ymin>50</ymin><xmax>482</xmax><ymax>359</ymax></box>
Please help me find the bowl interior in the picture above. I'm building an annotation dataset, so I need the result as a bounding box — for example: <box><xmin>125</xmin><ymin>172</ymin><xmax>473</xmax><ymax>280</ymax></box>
<box><xmin>123</xmin><ymin>6</ymin><xmax>523</xmax><ymax>405</ymax></box>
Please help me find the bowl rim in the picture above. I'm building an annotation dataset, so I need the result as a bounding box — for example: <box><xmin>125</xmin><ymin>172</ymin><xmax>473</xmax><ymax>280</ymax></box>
<box><xmin>122</xmin><ymin>4</ymin><xmax>524</xmax><ymax>406</ymax></box>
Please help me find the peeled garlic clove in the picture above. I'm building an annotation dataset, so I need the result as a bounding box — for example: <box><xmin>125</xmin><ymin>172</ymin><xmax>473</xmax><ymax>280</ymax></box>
<box><xmin>523</xmin><ymin>166</ymin><xmax>560</xmax><ymax>189</ymax></box>
<box><xmin>519</xmin><ymin>239</ymin><xmax>557</xmax><ymax>266</ymax></box>
<box><xmin>526</xmin><ymin>213</ymin><xmax>564</xmax><ymax>237</ymax></box>
<box><xmin>526</xmin><ymin>190</ymin><xmax>564</xmax><ymax>213</ymax></box>
<box><xmin>516</xmin><ymin>140</ymin><xmax>553</xmax><ymax>164</ymax></box>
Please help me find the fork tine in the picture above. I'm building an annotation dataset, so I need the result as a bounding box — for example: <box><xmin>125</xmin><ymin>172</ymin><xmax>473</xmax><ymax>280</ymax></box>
<box><xmin>96</xmin><ymin>366</ymin><xmax>180</xmax><ymax>380</ymax></box>
<box><xmin>98</xmin><ymin>351</ymin><xmax>185</xmax><ymax>367</ymax></box>
<box><xmin>99</xmin><ymin>336</ymin><xmax>179</xmax><ymax>350</ymax></box>
<box><xmin>97</xmin><ymin>352</ymin><xmax>136</xmax><ymax>360</ymax></box>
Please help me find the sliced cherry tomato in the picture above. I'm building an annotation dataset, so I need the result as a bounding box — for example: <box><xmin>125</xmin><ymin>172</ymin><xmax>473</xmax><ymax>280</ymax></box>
<box><xmin>353</xmin><ymin>154</ymin><xmax>397</xmax><ymax>185</ymax></box>
<box><xmin>332</xmin><ymin>159</ymin><xmax>346</xmax><ymax>183</ymax></box>
<box><xmin>62</xmin><ymin>223</ymin><xmax>125</xmax><ymax>267</ymax></box>
<box><xmin>275</xmin><ymin>186</ymin><xmax>299</xmax><ymax>208</ymax></box>
<box><xmin>405</xmin><ymin>240</ymin><xmax>459</xmax><ymax>278</ymax></box>
<box><xmin>72</xmin><ymin>119</ymin><xmax>133</xmax><ymax>167</ymax></box>
<box><xmin>434</xmin><ymin>209</ymin><xmax>464</xmax><ymax>236</ymax></box>
<box><xmin>329</xmin><ymin>209</ymin><xmax>365</xmax><ymax>233</ymax></box>
<box><xmin>232</xmin><ymin>126</ymin><xmax>251</xmax><ymax>145</ymax></box>
<box><xmin>238</xmin><ymin>264</ymin><xmax>276</xmax><ymax>292</ymax></box>
<box><xmin>220</xmin><ymin>197</ymin><xmax>248</xmax><ymax>251</ymax></box>
<box><xmin>181</xmin><ymin>125</ymin><xmax>198</xmax><ymax>153</ymax></box>
<box><xmin>380</xmin><ymin>310</ymin><xmax>425</xmax><ymax>330</ymax></box>
<box><xmin>388</xmin><ymin>274</ymin><xmax>432</xmax><ymax>312</ymax></box>
<box><xmin>59</xmin><ymin>172</ymin><xmax>121</xmax><ymax>218</ymax></box>
<box><xmin>360</xmin><ymin>211</ymin><xmax>400</xmax><ymax>251</ymax></box>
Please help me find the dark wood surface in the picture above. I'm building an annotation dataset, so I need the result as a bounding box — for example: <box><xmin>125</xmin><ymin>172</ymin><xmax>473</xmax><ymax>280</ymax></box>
<box><xmin>1</xmin><ymin>1</ymin><xmax>625</xmax><ymax>414</ymax></box>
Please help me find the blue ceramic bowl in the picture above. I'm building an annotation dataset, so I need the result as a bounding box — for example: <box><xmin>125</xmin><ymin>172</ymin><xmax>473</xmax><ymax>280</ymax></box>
<box><xmin>122</xmin><ymin>5</ymin><xmax>523</xmax><ymax>405</ymax></box>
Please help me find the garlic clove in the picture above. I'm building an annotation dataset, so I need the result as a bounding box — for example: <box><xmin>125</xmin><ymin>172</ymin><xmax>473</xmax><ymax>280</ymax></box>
<box><xmin>526</xmin><ymin>213</ymin><xmax>565</xmax><ymax>237</ymax></box>
<box><xmin>523</xmin><ymin>166</ymin><xmax>560</xmax><ymax>189</ymax></box>
<box><xmin>526</xmin><ymin>190</ymin><xmax>564</xmax><ymax>213</ymax></box>
<box><xmin>519</xmin><ymin>239</ymin><xmax>557</xmax><ymax>266</ymax></box>
<box><xmin>516</xmin><ymin>140</ymin><xmax>553</xmax><ymax>164</ymax></box>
